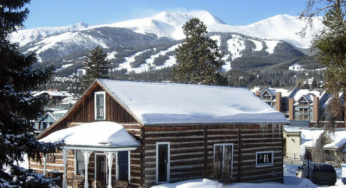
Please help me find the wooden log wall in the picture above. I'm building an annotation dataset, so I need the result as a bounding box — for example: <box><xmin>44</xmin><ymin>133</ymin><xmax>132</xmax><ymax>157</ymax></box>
<box><xmin>142</xmin><ymin>123</ymin><xmax>283</xmax><ymax>187</ymax></box>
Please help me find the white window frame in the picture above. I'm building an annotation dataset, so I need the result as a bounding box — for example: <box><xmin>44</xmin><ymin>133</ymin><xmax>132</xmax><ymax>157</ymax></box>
<box><xmin>213</xmin><ymin>143</ymin><xmax>234</xmax><ymax>178</ymax></box>
<box><xmin>116</xmin><ymin>151</ymin><xmax>131</xmax><ymax>182</ymax></box>
<box><xmin>256</xmin><ymin>151</ymin><xmax>274</xmax><ymax>167</ymax></box>
<box><xmin>156</xmin><ymin>142</ymin><xmax>170</xmax><ymax>184</ymax></box>
<box><xmin>94</xmin><ymin>91</ymin><xmax>106</xmax><ymax>120</ymax></box>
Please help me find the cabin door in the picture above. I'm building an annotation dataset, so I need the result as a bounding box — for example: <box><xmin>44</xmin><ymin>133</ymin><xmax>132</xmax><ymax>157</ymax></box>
<box><xmin>213</xmin><ymin>144</ymin><xmax>233</xmax><ymax>179</ymax></box>
<box><xmin>95</xmin><ymin>155</ymin><xmax>107</xmax><ymax>188</ymax></box>
<box><xmin>156</xmin><ymin>142</ymin><xmax>170</xmax><ymax>183</ymax></box>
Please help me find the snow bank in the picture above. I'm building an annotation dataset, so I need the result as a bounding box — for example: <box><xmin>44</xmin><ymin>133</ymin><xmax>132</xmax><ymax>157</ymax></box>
<box><xmin>98</xmin><ymin>79</ymin><xmax>287</xmax><ymax>125</ymax></box>
<box><xmin>40</xmin><ymin>121</ymin><xmax>139</xmax><ymax>147</ymax></box>
<box><xmin>151</xmin><ymin>177</ymin><xmax>317</xmax><ymax>188</ymax></box>
<box><xmin>152</xmin><ymin>165</ymin><xmax>345</xmax><ymax>188</ymax></box>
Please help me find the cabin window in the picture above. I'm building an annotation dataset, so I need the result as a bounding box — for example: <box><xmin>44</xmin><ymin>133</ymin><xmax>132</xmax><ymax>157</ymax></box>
<box><xmin>256</xmin><ymin>151</ymin><xmax>274</xmax><ymax>167</ymax></box>
<box><xmin>213</xmin><ymin>143</ymin><xmax>233</xmax><ymax>178</ymax></box>
<box><xmin>156</xmin><ymin>142</ymin><xmax>170</xmax><ymax>183</ymax></box>
<box><xmin>117</xmin><ymin>151</ymin><xmax>129</xmax><ymax>181</ymax></box>
<box><xmin>94</xmin><ymin>91</ymin><xmax>106</xmax><ymax>120</ymax></box>
<box><xmin>75</xmin><ymin>150</ymin><xmax>85</xmax><ymax>175</ymax></box>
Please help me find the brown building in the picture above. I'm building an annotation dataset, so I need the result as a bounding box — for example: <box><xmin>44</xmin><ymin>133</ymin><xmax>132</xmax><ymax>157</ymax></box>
<box><xmin>34</xmin><ymin>79</ymin><xmax>287</xmax><ymax>188</ymax></box>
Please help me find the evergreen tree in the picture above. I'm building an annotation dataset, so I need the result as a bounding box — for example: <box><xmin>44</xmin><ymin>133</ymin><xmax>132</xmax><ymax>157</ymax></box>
<box><xmin>172</xmin><ymin>18</ymin><xmax>227</xmax><ymax>85</ymax></box>
<box><xmin>81</xmin><ymin>46</ymin><xmax>110</xmax><ymax>90</ymax></box>
<box><xmin>301</xmin><ymin>0</ymin><xmax>345</xmax><ymax>128</ymax></box>
<box><xmin>0</xmin><ymin>1</ymin><xmax>60</xmax><ymax>187</ymax></box>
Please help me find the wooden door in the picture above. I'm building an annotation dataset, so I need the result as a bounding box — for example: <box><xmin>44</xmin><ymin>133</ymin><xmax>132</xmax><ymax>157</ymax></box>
<box><xmin>157</xmin><ymin>143</ymin><xmax>169</xmax><ymax>183</ymax></box>
<box><xmin>96</xmin><ymin>155</ymin><xmax>106</xmax><ymax>188</ymax></box>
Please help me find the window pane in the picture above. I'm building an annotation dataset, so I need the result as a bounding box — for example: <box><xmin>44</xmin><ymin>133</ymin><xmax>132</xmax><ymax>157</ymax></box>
<box><xmin>224</xmin><ymin>145</ymin><xmax>232</xmax><ymax>176</ymax></box>
<box><xmin>95</xmin><ymin>93</ymin><xmax>105</xmax><ymax>119</ymax></box>
<box><xmin>213</xmin><ymin>145</ymin><xmax>223</xmax><ymax>178</ymax></box>
<box><xmin>257</xmin><ymin>152</ymin><xmax>273</xmax><ymax>166</ymax></box>
<box><xmin>118</xmin><ymin>151</ymin><xmax>128</xmax><ymax>181</ymax></box>
<box><xmin>76</xmin><ymin>151</ymin><xmax>85</xmax><ymax>175</ymax></box>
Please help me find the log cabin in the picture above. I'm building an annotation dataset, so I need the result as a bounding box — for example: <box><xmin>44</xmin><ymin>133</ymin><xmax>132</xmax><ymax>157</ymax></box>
<box><xmin>33</xmin><ymin>79</ymin><xmax>287</xmax><ymax>188</ymax></box>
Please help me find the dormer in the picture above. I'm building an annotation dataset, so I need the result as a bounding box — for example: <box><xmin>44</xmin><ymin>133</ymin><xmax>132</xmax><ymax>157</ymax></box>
<box><xmin>297</xmin><ymin>95</ymin><xmax>311</xmax><ymax>106</ymax></box>
<box><xmin>261</xmin><ymin>88</ymin><xmax>275</xmax><ymax>101</ymax></box>
<box><xmin>94</xmin><ymin>91</ymin><xmax>106</xmax><ymax>120</ymax></box>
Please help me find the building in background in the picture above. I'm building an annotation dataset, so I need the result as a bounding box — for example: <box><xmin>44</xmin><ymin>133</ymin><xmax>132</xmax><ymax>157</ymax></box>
<box><xmin>255</xmin><ymin>87</ymin><xmax>345</xmax><ymax>127</ymax></box>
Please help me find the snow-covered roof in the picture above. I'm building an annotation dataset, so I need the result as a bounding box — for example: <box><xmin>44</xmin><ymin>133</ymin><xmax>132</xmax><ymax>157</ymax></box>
<box><xmin>266</xmin><ymin>88</ymin><xmax>291</xmax><ymax>97</ymax></box>
<box><xmin>40</xmin><ymin>121</ymin><xmax>140</xmax><ymax>147</ymax></box>
<box><xmin>52</xmin><ymin>110</ymin><xmax>68</xmax><ymax>120</ymax></box>
<box><xmin>319</xmin><ymin>91</ymin><xmax>344</xmax><ymax>108</ymax></box>
<box><xmin>33</xmin><ymin>90</ymin><xmax>71</xmax><ymax>98</ymax></box>
<box><xmin>98</xmin><ymin>79</ymin><xmax>287</xmax><ymax>125</ymax></box>
<box><xmin>289</xmin><ymin>89</ymin><xmax>321</xmax><ymax>102</ymax></box>
<box><xmin>323</xmin><ymin>131</ymin><xmax>346</xmax><ymax>149</ymax></box>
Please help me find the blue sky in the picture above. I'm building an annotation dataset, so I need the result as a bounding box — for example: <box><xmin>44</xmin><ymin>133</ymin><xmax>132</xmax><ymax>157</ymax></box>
<box><xmin>24</xmin><ymin>0</ymin><xmax>309</xmax><ymax>28</ymax></box>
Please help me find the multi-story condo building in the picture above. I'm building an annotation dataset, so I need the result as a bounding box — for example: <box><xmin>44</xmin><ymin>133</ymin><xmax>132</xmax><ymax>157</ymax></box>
<box><xmin>255</xmin><ymin>87</ymin><xmax>344</xmax><ymax>127</ymax></box>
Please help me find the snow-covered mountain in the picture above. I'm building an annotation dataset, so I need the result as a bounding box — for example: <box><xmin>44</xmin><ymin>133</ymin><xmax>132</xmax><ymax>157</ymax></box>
<box><xmin>9</xmin><ymin>22</ymin><xmax>89</xmax><ymax>47</ymax></box>
<box><xmin>8</xmin><ymin>10</ymin><xmax>322</xmax><ymax>76</ymax></box>
<box><xmin>10</xmin><ymin>10</ymin><xmax>323</xmax><ymax>49</ymax></box>
<box><xmin>99</xmin><ymin>10</ymin><xmax>323</xmax><ymax>49</ymax></box>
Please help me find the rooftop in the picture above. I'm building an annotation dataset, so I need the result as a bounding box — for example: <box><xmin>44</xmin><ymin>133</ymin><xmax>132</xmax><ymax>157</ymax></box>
<box><xmin>98</xmin><ymin>79</ymin><xmax>287</xmax><ymax>125</ymax></box>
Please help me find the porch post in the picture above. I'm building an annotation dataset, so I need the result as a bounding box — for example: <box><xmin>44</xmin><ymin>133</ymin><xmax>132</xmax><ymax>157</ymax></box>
<box><xmin>62</xmin><ymin>149</ymin><xmax>69</xmax><ymax>188</ymax></box>
<box><xmin>106</xmin><ymin>152</ymin><xmax>115</xmax><ymax>188</ymax></box>
<box><xmin>82</xmin><ymin>151</ymin><xmax>92</xmax><ymax>188</ymax></box>
<box><xmin>43</xmin><ymin>154</ymin><xmax>47</xmax><ymax>176</ymax></box>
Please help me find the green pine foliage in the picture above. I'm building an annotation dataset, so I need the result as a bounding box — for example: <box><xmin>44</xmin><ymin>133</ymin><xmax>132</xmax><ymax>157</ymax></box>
<box><xmin>314</xmin><ymin>0</ymin><xmax>346</xmax><ymax>129</ymax></box>
<box><xmin>81</xmin><ymin>46</ymin><xmax>110</xmax><ymax>90</ymax></box>
<box><xmin>172</xmin><ymin>18</ymin><xmax>227</xmax><ymax>85</ymax></box>
<box><xmin>312</xmin><ymin>0</ymin><xmax>345</xmax><ymax>93</ymax></box>
<box><xmin>300</xmin><ymin>0</ymin><xmax>346</xmax><ymax>130</ymax></box>
<box><xmin>0</xmin><ymin>1</ymin><xmax>61</xmax><ymax>187</ymax></box>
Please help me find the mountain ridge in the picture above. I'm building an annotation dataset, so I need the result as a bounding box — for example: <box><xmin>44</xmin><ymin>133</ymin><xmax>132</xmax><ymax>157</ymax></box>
<box><xmin>10</xmin><ymin>10</ymin><xmax>323</xmax><ymax>49</ymax></box>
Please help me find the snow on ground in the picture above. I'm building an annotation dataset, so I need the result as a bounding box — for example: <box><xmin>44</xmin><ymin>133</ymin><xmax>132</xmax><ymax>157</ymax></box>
<box><xmin>159</xmin><ymin>56</ymin><xmax>177</xmax><ymax>70</ymax></box>
<box><xmin>221</xmin><ymin>54</ymin><xmax>232</xmax><ymax>72</ymax></box>
<box><xmin>136</xmin><ymin>44</ymin><xmax>179</xmax><ymax>73</ymax></box>
<box><xmin>106</xmin><ymin>51</ymin><xmax>117</xmax><ymax>60</ymax></box>
<box><xmin>116</xmin><ymin>49</ymin><xmax>151</xmax><ymax>72</ymax></box>
<box><xmin>152</xmin><ymin>165</ymin><xmax>345</xmax><ymax>188</ymax></box>
<box><xmin>9</xmin><ymin>22</ymin><xmax>88</xmax><ymax>47</ymax></box>
<box><xmin>25</xmin><ymin>32</ymin><xmax>108</xmax><ymax>55</ymax></box>
<box><xmin>115</xmin><ymin>45</ymin><xmax>179</xmax><ymax>73</ymax></box>
<box><xmin>210</xmin><ymin>35</ymin><xmax>221</xmax><ymax>47</ymax></box>
<box><xmin>265</xmin><ymin>40</ymin><xmax>280</xmax><ymax>54</ymax></box>
<box><xmin>249</xmin><ymin>39</ymin><xmax>263</xmax><ymax>51</ymax></box>
<box><xmin>55</xmin><ymin>63</ymin><xmax>73</xmax><ymax>72</ymax></box>
<box><xmin>227</xmin><ymin>35</ymin><xmax>245</xmax><ymax>60</ymax></box>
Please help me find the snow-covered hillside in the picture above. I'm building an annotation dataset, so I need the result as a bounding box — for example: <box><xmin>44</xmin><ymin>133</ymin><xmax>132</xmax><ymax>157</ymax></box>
<box><xmin>9</xmin><ymin>22</ymin><xmax>88</xmax><ymax>47</ymax></box>
<box><xmin>7</xmin><ymin>10</ymin><xmax>318</xmax><ymax>76</ymax></box>
<box><xmin>95</xmin><ymin>10</ymin><xmax>322</xmax><ymax>49</ymax></box>
<box><xmin>10</xmin><ymin>10</ymin><xmax>322</xmax><ymax>49</ymax></box>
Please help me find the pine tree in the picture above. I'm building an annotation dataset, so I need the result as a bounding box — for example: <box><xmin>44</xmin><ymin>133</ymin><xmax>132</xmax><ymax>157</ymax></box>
<box><xmin>81</xmin><ymin>46</ymin><xmax>110</xmax><ymax>90</ymax></box>
<box><xmin>172</xmin><ymin>18</ymin><xmax>227</xmax><ymax>85</ymax></box>
<box><xmin>301</xmin><ymin>0</ymin><xmax>345</xmax><ymax>128</ymax></box>
<box><xmin>0</xmin><ymin>1</ymin><xmax>60</xmax><ymax>187</ymax></box>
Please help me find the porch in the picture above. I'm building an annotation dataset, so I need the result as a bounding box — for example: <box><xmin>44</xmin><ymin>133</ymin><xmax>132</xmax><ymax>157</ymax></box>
<box><xmin>61</xmin><ymin>146</ymin><xmax>136</xmax><ymax>188</ymax></box>
<box><xmin>39</xmin><ymin>121</ymin><xmax>140</xmax><ymax>188</ymax></box>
